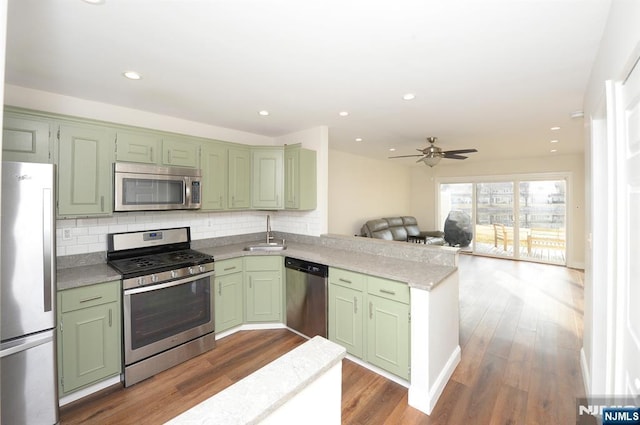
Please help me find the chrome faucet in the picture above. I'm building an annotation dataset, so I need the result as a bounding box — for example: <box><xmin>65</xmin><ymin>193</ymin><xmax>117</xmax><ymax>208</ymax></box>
<box><xmin>266</xmin><ymin>214</ymin><xmax>274</xmax><ymax>243</ymax></box>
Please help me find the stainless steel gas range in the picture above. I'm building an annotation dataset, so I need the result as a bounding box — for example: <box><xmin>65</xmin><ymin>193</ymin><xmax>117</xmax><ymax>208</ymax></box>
<box><xmin>107</xmin><ymin>227</ymin><xmax>215</xmax><ymax>387</ymax></box>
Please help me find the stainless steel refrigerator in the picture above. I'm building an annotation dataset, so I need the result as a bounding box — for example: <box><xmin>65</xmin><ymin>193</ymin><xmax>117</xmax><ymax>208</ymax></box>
<box><xmin>1</xmin><ymin>161</ymin><xmax>58</xmax><ymax>424</ymax></box>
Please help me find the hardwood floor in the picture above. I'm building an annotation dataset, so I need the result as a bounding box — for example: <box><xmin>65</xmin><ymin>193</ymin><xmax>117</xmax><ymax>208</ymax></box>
<box><xmin>59</xmin><ymin>254</ymin><xmax>585</xmax><ymax>424</ymax></box>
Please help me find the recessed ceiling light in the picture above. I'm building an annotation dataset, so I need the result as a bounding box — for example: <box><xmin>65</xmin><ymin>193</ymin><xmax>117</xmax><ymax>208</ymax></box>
<box><xmin>355</xmin><ymin>138</ymin><xmax>363</xmax><ymax>142</ymax></box>
<box><xmin>571</xmin><ymin>110</ymin><xmax>584</xmax><ymax>119</ymax></box>
<box><xmin>402</xmin><ymin>93</ymin><xmax>416</xmax><ymax>101</ymax></box>
<box><xmin>82</xmin><ymin>0</ymin><xmax>105</xmax><ymax>4</ymax></box>
<box><xmin>258</xmin><ymin>110</ymin><xmax>269</xmax><ymax>116</ymax></box>
<box><xmin>389</xmin><ymin>148</ymin><xmax>396</xmax><ymax>152</ymax></box>
<box><xmin>123</xmin><ymin>71</ymin><xmax>142</xmax><ymax>80</ymax></box>
<box><xmin>339</xmin><ymin>111</ymin><xmax>349</xmax><ymax>117</ymax></box>
<box><xmin>550</xmin><ymin>139</ymin><xmax>559</xmax><ymax>143</ymax></box>
<box><xmin>550</xmin><ymin>126</ymin><xmax>561</xmax><ymax>131</ymax></box>
<box><xmin>550</xmin><ymin>149</ymin><xmax>558</xmax><ymax>153</ymax></box>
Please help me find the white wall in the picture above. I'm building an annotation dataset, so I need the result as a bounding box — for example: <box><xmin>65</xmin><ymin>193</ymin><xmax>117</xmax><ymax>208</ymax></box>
<box><xmin>581</xmin><ymin>0</ymin><xmax>640</xmax><ymax>399</ymax></box>
<box><xmin>4</xmin><ymin>86</ymin><xmax>330</xmax><ymax>255</ymax></box>
<box><xmin>328</xmin><ymin>149</ymin><xmax>412</xmax><ymax>236</ymax></box>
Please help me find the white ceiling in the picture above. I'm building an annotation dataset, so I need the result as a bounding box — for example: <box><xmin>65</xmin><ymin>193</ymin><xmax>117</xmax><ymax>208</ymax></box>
<box><xmin>4</xmin><ymin>0</ymin><xmax>611</xmax><ymax>165</ymax></box>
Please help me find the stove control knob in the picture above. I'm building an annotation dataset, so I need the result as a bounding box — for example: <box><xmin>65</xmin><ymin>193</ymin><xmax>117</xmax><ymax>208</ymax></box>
<box><xmin>199</xmin><ymin>265</ymin><xmax>205</xmax><ymax>273</ymax></box>
<box><xmin>151</xmin><ymin>274</ymin><xmax>158</xmax><ymax>283</ymax></box>
<box><xmin>171</xmin><ymin>270</ymin><xmax>177</xmax><ymax>279</ymax></box>
<box><xmin>189</xmin><ymin>267</ymin><xmax>195</xmax><ymax>275</ymax></box>
<box><xmin>137</xmin><ymin>277</ymin><xmax>145</xmax><ymax>286</ymax></box>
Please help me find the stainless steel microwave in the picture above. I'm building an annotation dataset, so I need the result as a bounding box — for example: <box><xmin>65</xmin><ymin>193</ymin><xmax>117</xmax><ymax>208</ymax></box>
<box><xmin>113</xmin><ymin>162</ymin><xmax>202</xmax><ymax>211</ymax></box>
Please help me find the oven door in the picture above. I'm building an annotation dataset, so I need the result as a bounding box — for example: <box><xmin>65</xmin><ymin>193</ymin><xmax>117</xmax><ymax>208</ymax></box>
<box><xmin>123</xmin><ymin>271</ymin><xmax>215</xmax><ymax>365</ymax></box>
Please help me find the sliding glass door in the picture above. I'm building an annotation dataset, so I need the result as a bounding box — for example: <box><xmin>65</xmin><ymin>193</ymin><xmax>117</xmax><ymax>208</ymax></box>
<box><xmin>438</xmin><ymin>176</ymin><xmax>567</xmax><ymax>265</ymax></box>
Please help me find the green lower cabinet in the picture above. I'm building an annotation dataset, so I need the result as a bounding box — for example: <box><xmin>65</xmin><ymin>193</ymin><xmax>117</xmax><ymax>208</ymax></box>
<box><xmin>366</xmin><ymin>294</ymin><xmax>410</xmax><ymax>380</ymax></box>
<box><xmin>214</xmin><ymin>263</ymin><xmax>244</xmax><ymax>333</ymax></box>
<box><xmin>328</xmin><ymin>268</ymin><xmax>411</xmax><ymax>380</ymax></box>
<box><xmin>328</xmin><ymin>283</ymin><xmax>364</xmax><ymax>358</ymax></box>
<box><xmin>57</xmin><ymin>281</ymin><xmax>121</xmax><ymax>396</ymax></box>
<box><xmin>245</xmin><ymin>270</ymin><xmax>282</xmax><ymax>322</ymax></box>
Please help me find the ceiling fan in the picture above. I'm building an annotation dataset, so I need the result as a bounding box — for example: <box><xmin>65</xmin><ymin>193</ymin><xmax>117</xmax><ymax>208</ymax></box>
<box><xmin>388</xmin><ymin>137</ymin><xmax>478</xmax><ymax>167</ymax></box>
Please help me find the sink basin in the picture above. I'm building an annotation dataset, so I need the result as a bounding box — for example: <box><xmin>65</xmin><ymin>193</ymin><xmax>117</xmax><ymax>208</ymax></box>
<box><xmin>243</xmin><ymin>242</ymin><xmax>287</xmax><ymax>251</ymax></box>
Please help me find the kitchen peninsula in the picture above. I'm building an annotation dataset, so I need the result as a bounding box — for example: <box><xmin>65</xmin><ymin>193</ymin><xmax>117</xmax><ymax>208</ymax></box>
<box><xmin>57</xmin><ymin>232</ymin><xmax>460</xmax><ymax>417</ymax></box>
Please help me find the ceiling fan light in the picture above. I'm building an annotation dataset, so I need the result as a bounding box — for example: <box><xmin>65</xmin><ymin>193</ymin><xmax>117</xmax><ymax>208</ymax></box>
<box><xmin>422</xmin><ymin>156</ymin><xmax>441</xmax><ymax>167</ymax></box>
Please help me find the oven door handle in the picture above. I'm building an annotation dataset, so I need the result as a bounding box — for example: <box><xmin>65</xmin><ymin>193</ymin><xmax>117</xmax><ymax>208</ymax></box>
<box><xmin>124</xmin><ymin>270</ymin><xmax>216</xmax><ymax>296</ymax></box>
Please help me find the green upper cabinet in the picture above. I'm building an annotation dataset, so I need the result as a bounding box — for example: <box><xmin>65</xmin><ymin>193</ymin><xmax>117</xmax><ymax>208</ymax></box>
<box><xmin>228</xmin><ymin>146</ymin><xmax>251</xmax><ymax>209</ymax></box>
<box><xmin>200</xmin><ymin>141</ymin><xmax>228</xmax><ymax>210</ymax></box>
<box><xmin>162</xmin><ymin>137</ymin><xmax>200</xmax><ymax>168</ymax></box>
<box><xmin>57</xmin><ymin>122</ymin><xmax>115</xmax><ymax>217</ymax></box>
<box><xmin>251</xmin><ymin>147</ymin><xmax>284</xmax><ymax>209</ymax></box>
<box><xmin>2</xmin><ymin>110</ymin><xmax>52</xmax><ymax>163</ymax></box>
<box><xmin>115</xmin><ymin>130</ymin><xmax>161</xmax><ymax>164</ymax></box>
<box><xmin>284</xmin><ymin>144</ymin><xmax>317</xmax><ymax>210</ymax></box>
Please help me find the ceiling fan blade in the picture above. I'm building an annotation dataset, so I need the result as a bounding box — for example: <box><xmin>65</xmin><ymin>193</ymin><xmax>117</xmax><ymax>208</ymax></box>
<box><xmin>443</xmin><ymin>148</ymin><xmax>478</xmax><ymax>154</ymax></box>
<box><xmin>443</xmin><ymin>153</ymin><xmax>469</xmax><ymax>160</ymax></box>
<box><xmin>388</xmin><ymin>154</ymin><xmax>424</xmax><ymax>159</ymax></box>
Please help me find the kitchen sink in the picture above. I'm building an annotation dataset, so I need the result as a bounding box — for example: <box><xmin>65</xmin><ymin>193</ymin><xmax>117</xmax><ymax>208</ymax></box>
<box><xmin>243</xmin><ymin>242</ymin><xmax>287</xmax><ymax>251</ymax></box>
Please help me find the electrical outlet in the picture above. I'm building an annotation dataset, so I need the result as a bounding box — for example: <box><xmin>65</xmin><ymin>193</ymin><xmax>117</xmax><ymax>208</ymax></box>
<box><xmin>62</xmin><ymin>229</ymin><xmax>72</xmax><ymax>241</ymax></box>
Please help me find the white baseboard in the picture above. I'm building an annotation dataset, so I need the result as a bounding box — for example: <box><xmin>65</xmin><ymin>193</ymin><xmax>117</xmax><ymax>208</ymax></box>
<box><xmin>580</xmin><ymin>347</ymin><xmax>591</xmax><ymax>397</ymax></box>
<box><xmin>429</xmin><ymin>345</ymin><xmax>462</xmax><ymax>406</ymax></box>
<box><xmin>59</xmin><ymin>375</ymin><xmax>121</xmax><ymax>407</ymax></box>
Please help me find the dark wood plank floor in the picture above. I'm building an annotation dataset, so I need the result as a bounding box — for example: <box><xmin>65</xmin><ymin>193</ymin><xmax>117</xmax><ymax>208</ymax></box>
<box><xmin>59</xmin><ymin>254</ymin><xmax>585</xmax><ymax>424</ymax></box>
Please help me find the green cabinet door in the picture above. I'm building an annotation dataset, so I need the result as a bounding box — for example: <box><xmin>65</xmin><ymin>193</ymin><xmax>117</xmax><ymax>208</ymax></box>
<box><xmin>328</xmin><ymin>283</ymin><xmax>364</xmax><ymax>358</ymax></box>
<box><xmin>115</xmin><ymin>130</ymin><xmax>161</xmax><ymax>164</ymax></box>
<box><xmin>201</xmin><ymin>142</ymin><xmax>227</xmax><ymax>210</ymax></box>
<box><xmin>245</xmin><ymin>270</ymin><xmax>282</xmax><ymax>322</ymax></box>
<box><xmin>2</xmin><ymin>111</ymin><xmax>52</xmax><ymax>163</ymax></box>
<box><xmin>366</xmin><ymin>294</ymin><xmax>410</xmax><ymax>380</ymax></box>
<box><xmin>162</xmin><ymin>138</ymin><xmax>199</xmax><ymax>168</ymax></box>
<box><xmin>284</xmin><ymin>145</ymin><xmax>317</xmax><ymax>210</ymax></box>
<box><xmin>57</xmin><ymin>123</ymin><xmax>114</xmax><ymax>216</ymax></box>
<box><xmin>214</xmin><ymin>260</ymin><xmax>244</xmax><ymax>332</ymax></box>
<box><xmin>228</xmin><ymin>147</ymin><xmax>251</xmax><ymax>209</ymax></box>
<box><xmin>58</xmin><ymin>281</ymin><xmax>121</xmax><ymax>396</ymax></box>
<box><xmin>251</xmin><ymin>148</ymin><xmax>284</xmax><ymax>209</ymax></box>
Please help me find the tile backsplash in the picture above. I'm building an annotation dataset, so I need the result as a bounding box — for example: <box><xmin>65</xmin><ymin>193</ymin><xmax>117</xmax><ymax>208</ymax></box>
<box><xmin>56</xmin><ymin>209</ymin><xmax>321</xmax><ymax>256</ymax></box>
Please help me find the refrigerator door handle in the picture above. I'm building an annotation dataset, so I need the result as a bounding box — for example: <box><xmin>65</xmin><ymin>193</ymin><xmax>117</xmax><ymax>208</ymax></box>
<box><xmin>0</xmin><ymin>331</ymin><xmax>54</xmax><ymax>358</ymax></box>
<box><xmin>42</xmin><ymin>187</ymin><xmax>54</xmax><ymax>313</ymax></box>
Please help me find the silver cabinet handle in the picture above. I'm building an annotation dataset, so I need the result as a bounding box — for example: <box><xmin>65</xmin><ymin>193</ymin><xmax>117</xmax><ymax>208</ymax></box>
<box><xmin>379</xmin><ymin>289</ymin><xmax>396</xmax><ymax>295</ymax></box>
<box><xmin>223</xmin><ymin>266</ymin><xmax>237</xmax><ymax>271</ymax></box>
<box><xmin>249</xmin><ymin>277</ymin><xmax>252</xmax><ymax>289</ymax></box>
<box><xmin>149</xmin><ymin>147</ymin><xmax>154</xmax><ymax>161</ymax></box>
<box><xmin>100</xmin><ymin>195</ymin><xmax>104</xmax><ymax>212</ymax></box>
<box><xmin>339</xmin><ymin>278</ymin><xmax>352</xmax><ymax>284</ymax></box>
<box><xmin>354</xmin><ymin>297</ymin><xmax>358</xmax><ymax>314</ymax></box>
<box><xmin>80</xmin><ymin>295</ymin><xmax>102</xmax><ymax>303</ymax></box>
<box><xmin>369</xmin><ymin>301</ymin><xmax>373</xmax><ymax>319</ymax></box>
<box><xmin>108</xmin><ymin>308</ymin><xmax>112</xmax><ymax>327</ymax></box>
<box><xmin>218</xmin><ymin>282</ymin><xmax>222</xmax><ymax>296</ymax></box>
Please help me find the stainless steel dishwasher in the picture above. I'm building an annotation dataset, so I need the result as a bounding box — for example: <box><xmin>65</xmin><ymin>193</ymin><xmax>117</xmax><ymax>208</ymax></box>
<box><xmin>285</xmin><ymin>257</ymin><xmax>329</xmax><ymax>338</ymax></box>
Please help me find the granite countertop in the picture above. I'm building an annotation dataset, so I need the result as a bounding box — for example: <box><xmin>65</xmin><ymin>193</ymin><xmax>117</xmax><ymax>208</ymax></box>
<box><xmin>200</xmin><ymin>242</ymin><xmax>456</xmax><ymax>291</ymax></box>
<box><xmin>57</xmin><ymin>263</ymin><xmax>122</xmax><ymax>291</ymax></box>
<box><xmin>56</xmin><ymin>238</ymin><xmax>457</xmax><ymax>292</ymax></box>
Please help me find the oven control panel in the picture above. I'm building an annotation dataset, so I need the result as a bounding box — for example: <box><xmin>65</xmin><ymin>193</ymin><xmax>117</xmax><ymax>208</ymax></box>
<box><xmin>122</xmin><ymin>262</ymin><xmax>215</xmax><ymax>290</ymax></box>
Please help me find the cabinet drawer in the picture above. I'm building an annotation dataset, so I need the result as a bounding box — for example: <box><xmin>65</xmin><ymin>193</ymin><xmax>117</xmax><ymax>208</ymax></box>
<box><xmin>215</xmin><ymin>257</ymin><xmax>243</xmax><ymax>276</ymax></box>
<box><xmin>244</xmin><ymin>256</ymin><xmax>282</xmax><ymax>271</ymax></box>
<box><xmin>329</xmin><ymin>268</ymin><xmax>365</xmax><ymax>291</ymax></box>
<box><xmin>60</xmin><ymin>280</ymin><xmax>120</xmax><ymax>313</ymax></box>
<box><xmin>367</xmin><ymin>276</ymin><xmax>410</xmax><ymax>304</ymax></box>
